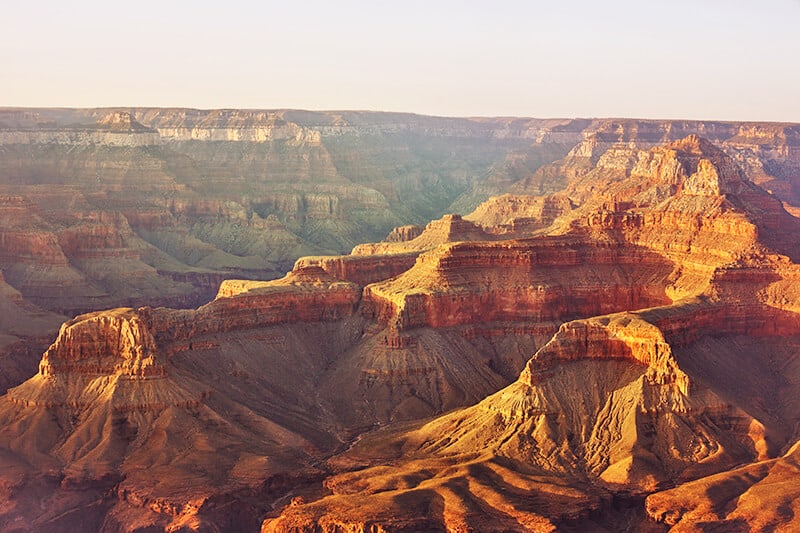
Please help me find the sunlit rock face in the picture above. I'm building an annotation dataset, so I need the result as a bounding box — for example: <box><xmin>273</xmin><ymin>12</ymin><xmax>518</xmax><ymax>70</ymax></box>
<box><xmin>0</xmin><ymin>108</ymin><xmax>585</xmax><ymax>318</ymax></box>
<box><xmin>1</xmin><ymin>110</ymin><xmax>799</xmax><ymax>319</ymax></box>
<box><xmin>2</xmin><ymin>113</ymin><xmax>800</xmax><ymax>531</ymax></box>
<box><xmin>259</xmin><ymin>137</ymin><xmax>800</xmax><ymax>532</ymax></box>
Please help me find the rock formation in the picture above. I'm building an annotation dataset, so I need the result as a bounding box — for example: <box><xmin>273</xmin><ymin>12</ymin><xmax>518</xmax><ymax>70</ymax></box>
<box><xmin>0</xmin><ymin>108</ymin><xmax>581</xmax><ymax>320</ymax></box>
<box><xmin>2</xmin><ymin>109</ymin><xmax>799</xmax><ymax>319</ymax></box>
<box><xmin>260</xmin><ymin>136</ymin><xmax>800</xmax><ymax>531</ymax></box>
<box><xmin>1</xmin><ymin>110</ymin><xmax>800</xmax><ymax>531</ymax></box>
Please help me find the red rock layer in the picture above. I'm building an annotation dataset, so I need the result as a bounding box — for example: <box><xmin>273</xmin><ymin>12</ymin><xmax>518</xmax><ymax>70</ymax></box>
<box><xmin>364</xmin><ymin>237</ymin><xmax>673</xmax><ymax>331</ymax></box>
<box><xmin>3</xmin><ymin>130</ymin><xmax>800</xmax><ymax>531</ymax></box>
<box><xmin>38</xmin><ymin>309</ymin><xmax>164</xmax><ymax>378</ymax></box>
<box><xmin>292</xmin><ymin>252</ymin><xmax>419</xmax><ymax>287</ymax></box>
<box><xmin>260</xmin><ymin>137</ymin><xmax>800</xmax><ymax>531</ymax></box>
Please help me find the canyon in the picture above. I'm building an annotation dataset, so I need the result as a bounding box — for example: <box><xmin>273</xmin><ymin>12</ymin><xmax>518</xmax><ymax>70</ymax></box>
<box><xmin>1</xmin><ymin>109</ymin><xmax>800</xmax><ymax>531</ymax></box>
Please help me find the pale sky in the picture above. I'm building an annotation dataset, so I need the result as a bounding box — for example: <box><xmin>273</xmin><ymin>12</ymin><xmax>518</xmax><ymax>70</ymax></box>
<box><xmin>2</xmin><ymin>0</ymin><xmax>799</xmax><ymax>121</ymax></box>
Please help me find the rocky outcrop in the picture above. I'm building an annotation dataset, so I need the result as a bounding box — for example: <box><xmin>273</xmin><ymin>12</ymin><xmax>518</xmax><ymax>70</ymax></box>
<box><xmin>293</xmin><ymin>253</ymin><xmax>419</xmax><ymax>286</ymax></box>
<box><xmin>0</xmin><ymin>109</ymin><xmax>585</xmax><ymax>317</ymax></box>
<box><xmin>3</xmin><ymin>112</ymin><xmax>800</xmax><ymax>530</ymax></box>
<box><xmin>364</xmin><ymin>237</ymin><xmax>674</xmax><ymax>330</ymax></box>
<box><xmin>2</xmin><ymin>109</ymin><xmax>800</xmax><ymax>322</ymax></box>
<box><xmin>38</xmin><ymin>308</ymin><xmax>164</xmax><ymax>379</ymax></box>
<box><xmin>7</xmin><ymin>307</ymin><xmax>199</xmax><ymax>412</ymax></box>
<box><xmin>352</xmin><ymin>214</ymin><xmax>494</xmax><ymax>255</ymax></box>
<box><xmin>464</xmin><ymin>193</ymin><xmax>570</xmax><ymax>231</ymax></box>
<box><xmin>260</xmin><ymin>137</ymin><xmax>800</xmax><ymax>531</ymax></box>
<box><xmin>384</xmin><ymin>224</ymin><xmax>423</xmax><ymax>242</ymax></box>
<box><xmin>7</xmin><ymin>266</ymin><xmax>361</xmax><ymax>408</ymax></box>
<box><xmin>190</xmin><ymin>267</ymin><xmax>361</xmax><ymax>334</ymax></box>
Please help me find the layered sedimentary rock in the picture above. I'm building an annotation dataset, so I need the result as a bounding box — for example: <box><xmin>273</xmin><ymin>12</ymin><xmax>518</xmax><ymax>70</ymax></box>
<box><xmin>292</xmin><ymin>252</ymin><xmax>419</xmax><ymax>287</ymax></box>
<box><xmin>262</xmin><ymin>136</ymin><xmax>800</xmax><ymax>531</ymax></box>
<box><xmin>363</xmin><ymin>237</ymin><xmax>672</xmax><ymax>332</ymax></box>
<box><xmin>0</xmin><ymin>195</ymin><xmax>200</xmax><ymax>315</ymax></box>
<box><xmin>0</xmin><ymin>108</ymin><xmax>581</xmax><ymax>318</ymax></box>
<box><xmin>0</xmin><ymin>269</ymin><xmax>364</xmax><ymax>531</ymax></box>
<box><xmin>2</xmin><ymin>116</ymin><xmax>800</xmax><ymax>531</ymax></box>
<box><xmin>2</xmin><ymin>109</ymin><xmax>799</xmax><ymax>320</ymax></box>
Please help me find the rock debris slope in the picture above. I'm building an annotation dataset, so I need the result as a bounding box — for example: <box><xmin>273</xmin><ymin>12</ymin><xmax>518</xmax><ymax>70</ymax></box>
<box><xmin>0</xmin><ymin>124</ymin><xmax>799</xmax><ymax>531</ymax></box>
<box><xmin>263</xmin><ymin>136</ymin><xmax>800</xmax><ymax>532</ymax></box>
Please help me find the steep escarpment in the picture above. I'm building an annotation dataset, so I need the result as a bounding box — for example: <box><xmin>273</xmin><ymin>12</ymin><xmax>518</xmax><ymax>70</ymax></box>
<box><xmin>364</xmin><ymin>237</ymin><xmax>673</xmax><ymax>331</ymax></box>
<box><xmin>2</xmin><ymin>110</ymin><xmax>799</xmax><ymax>321</ymax></box>
<box><xmin>0</xmin><ymin>269</ymin><xmax>367</xmax><ymax>531</ymax></box>
<box><xmin>0</xmin><ymin>108</ymin><xmax>580</xmax><ymax>319</ymax></box>
<box><xmin>2</xmin><ymin>113</ymin><xmax>800</xmax><ymax>531</ymax></box>
<box><xmin>271</xmin><ymin>273</ymin><xmax>800</xmax><ymax>532</ymax></box>
<box><xmin>0</xmin><ymin>254</ymin><xmax>569</xmax><ymax>529</ymax></box>
<box><xmin>262</xmin><ymin>137</ymin><xmax>800</xmax><ymax>531</ymax></box>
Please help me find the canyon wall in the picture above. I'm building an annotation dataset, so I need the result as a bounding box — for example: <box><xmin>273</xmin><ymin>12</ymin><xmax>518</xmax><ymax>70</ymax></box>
<box><xmin>1</xmin><ymin>109</ymin><xmax>800</xmax><ymax>531</ymax></box>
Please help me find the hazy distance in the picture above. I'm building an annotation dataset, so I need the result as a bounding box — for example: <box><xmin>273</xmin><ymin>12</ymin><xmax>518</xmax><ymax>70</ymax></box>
<box><xmin>3</xmin><ymin>0</ymin><xmax>799</xmax><ymax>121</ymax></box>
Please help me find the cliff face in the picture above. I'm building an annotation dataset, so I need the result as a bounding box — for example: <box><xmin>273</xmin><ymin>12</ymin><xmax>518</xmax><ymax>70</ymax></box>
<box><xmin>260</xmin><ymin>137</ymin><xmax>800</xmax><ymax>532</ymax></box>
<box><xmin>2</xmin><ymin>109</ymin><xmax>799</xmax><ymax>320</ymax></box>
<box><xmin>0</xmin><ymin>268</ymin><xmax>369</xmax><ymax>531</ymax></box>
<box><xmin>2</xmin><ymin>112</ymin><xmax>800</xmax><ymax>531</ymax></box>
<box><xmin>0</xmin><ymin>108</ymin><xmax>579</xmax><ymax>318</ymax></box>
<box><xmin>363</xmin><ymin>237</ymin><xmax>673</xmax><ymax>331</ymax></box>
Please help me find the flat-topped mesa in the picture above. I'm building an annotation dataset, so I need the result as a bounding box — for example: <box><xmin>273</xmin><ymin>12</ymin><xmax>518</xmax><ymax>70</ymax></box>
<box><xmin>364</xmin><ymin>237</ymin><xmax>674</xmax><ymax>330</ymax></box>
<box><xmin>96</xmin><ymin>111</ymin><xmax>151</xmax><ymax>132</ymax></box>
<box><xmin>162</xmin><ymin>266</ymin><xmax>362</xmax><ymax>337</ymax></box>
<box><xmin>351</xmin><ymin>213</ymin><xmax>493</xmax><ymax>255</ymax></box>
<box><xmin>292</xmin><ymin>252</ymin><xmax>419</xmax><ymax>286</ymax></box>
<box><xmin>384</xmin><ymin>224</ymin><xmax>424</xmax><ymax>242</ymax></box>
<box><xmin>37</xmin><ymin>308</ymin><xmax>164</xmax><ymax>378</ymax></box>
<box><xmin>5</xmin><ymin>307</ymin><xmax>202</xmax><ymax>413</ymax></box>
